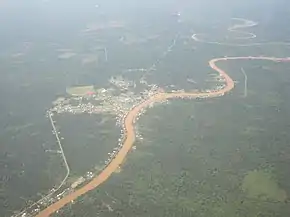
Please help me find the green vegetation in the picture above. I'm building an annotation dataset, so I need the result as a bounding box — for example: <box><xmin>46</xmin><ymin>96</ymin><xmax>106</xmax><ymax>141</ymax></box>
<box><xmin>3</xmin><ymin>3</ymin><xmax>290</xmax><ymax>216</ymax></box>
<box><xmin>242</xmin><ymin>170</ymin><xmax>287</xmax><ymax>202</ymax></box>
<box><xmin>66</xmin><ymin>85</ymin><xmax>95</xmax><ymax>96</ymax></box>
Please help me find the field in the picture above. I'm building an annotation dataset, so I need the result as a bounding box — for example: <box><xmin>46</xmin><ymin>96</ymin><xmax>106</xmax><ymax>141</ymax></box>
<box><xmin>66</xmin><ymin>86</ymin><xmax>95</xmax><ymax>96</ymax></box>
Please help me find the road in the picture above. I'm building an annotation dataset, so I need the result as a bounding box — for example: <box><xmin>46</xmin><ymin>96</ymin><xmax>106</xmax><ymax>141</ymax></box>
<box><xmin>14</xmin><ymin>112</ymin><xmax>70</xmax><ymax>217</ymax></box>
<box><xmin>241</xmin><ymin>67</ymin><xmax>248</xmax><ymax>97</ymax></box>
<box><xmin>35</xmin><ymin>56</ymin><xmax>289</xmax><ymax>217</ymax></box>
<box><xmin>47</xmin><ymin>112</ymin><xmax>70</xmax><ymax>190</ymax></box>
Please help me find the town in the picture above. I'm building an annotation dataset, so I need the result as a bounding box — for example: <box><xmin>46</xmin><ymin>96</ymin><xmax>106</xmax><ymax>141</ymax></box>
<box><xmin>15</xmin><ymin>72</ymin><xmax>227</xmax><ymax>217</ymax></box>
